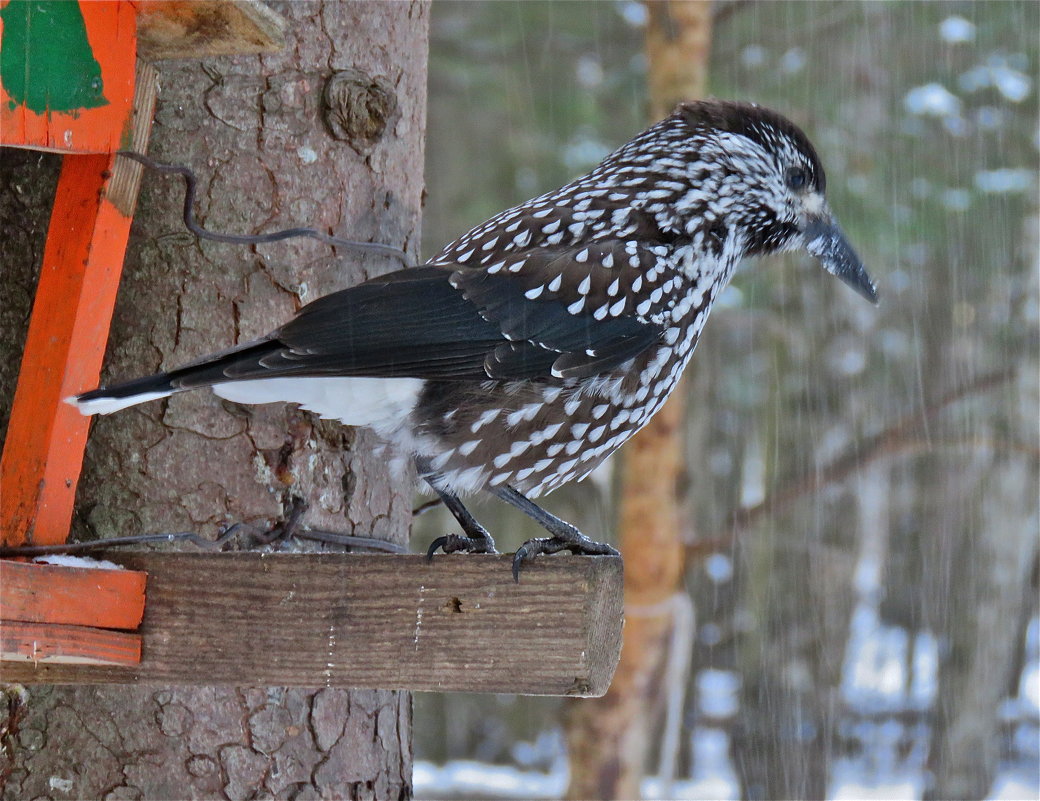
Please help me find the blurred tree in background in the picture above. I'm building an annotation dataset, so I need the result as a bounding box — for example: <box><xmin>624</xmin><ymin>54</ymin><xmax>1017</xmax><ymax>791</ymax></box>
<box><xmin>565</xmin><ymin>3</ymin><xmax>710</xmax><ymax>799</ymax></box>
<box><xmin>417</xmin><ymin>2</ymin><xmax>1038</xmax><ymax>799</ymax></box>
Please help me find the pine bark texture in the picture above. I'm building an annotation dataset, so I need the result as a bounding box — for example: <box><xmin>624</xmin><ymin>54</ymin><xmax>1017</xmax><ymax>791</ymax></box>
<box><xmin>564</xmin><ymin>3</ymin><xmax>712</xmax><ymax>799</ymax></box>
<box><xmin>1</xmin><ymin>2</ymin><xmax>428</xmax><ymax>799</ymax></box>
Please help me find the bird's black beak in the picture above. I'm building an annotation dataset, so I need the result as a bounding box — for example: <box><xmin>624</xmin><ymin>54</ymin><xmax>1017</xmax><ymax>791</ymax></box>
<box><xmin>803</xmin><ymin>216</ymin><xmax>878</xmax><ymax>304</ymax></box>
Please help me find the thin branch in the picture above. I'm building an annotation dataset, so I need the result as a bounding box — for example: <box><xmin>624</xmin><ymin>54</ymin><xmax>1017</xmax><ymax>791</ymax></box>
<box><xmin>704</xmin><ymin>366</ymin><xmax>1024</xmax><ymax>547</ymax></box>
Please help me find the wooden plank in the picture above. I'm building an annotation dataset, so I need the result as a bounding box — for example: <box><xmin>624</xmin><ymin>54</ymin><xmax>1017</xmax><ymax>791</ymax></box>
<box><xmin>0</xmin><ymin>620</ymin><xmax>142</xmax><ymax>666</ymax></box>
<box><xmin>0</xmin><ymin>63</ymin><xmax>159</xmax><ymax>547</ymax></box>
<box><xmin>0</xmin><ymin>153</ymin><xmax>125</xmax><ymax>545</ymax></box>
<box><xmin>0</xmin><ymin>154</ymin><xmax>130</xmax><ymax>545</ymax></box>
<box><xmin>0</xmin><ymin>553</ymin><xmax>625</xmax><ymax>697</ymax></box>
<box><xmin>135</xmin><ymin>0</ymin><xmax>285</xmax><ymax>61</ymax></box>
<box><xmin>0</xmin><ymin>0</ymin><xmax>136</xmax><ymax>153</ymax></box>
<box><xmin>0</xmin><ymin>560</ymin><xmax>146</xmax><ymax>629</ymax></box>
<box><xmin>108</xmin><ymin>60</ymin><xmax>160</xmax><ymax>216</ymax></box>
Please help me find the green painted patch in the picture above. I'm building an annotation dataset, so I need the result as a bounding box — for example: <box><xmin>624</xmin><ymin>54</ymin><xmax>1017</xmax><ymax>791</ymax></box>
<box><xmin>0</xmin><ymin>0</ymin><xmax>108</xmax><ymax>115</ymax></box>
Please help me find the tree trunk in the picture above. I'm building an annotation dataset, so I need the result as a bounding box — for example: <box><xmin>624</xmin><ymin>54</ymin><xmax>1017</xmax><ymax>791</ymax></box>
<box><xmin>728</xmin><ymin>335</ymin><xmax>859</xmax><ymax>801</ymax></box>
<box><xmin>564</xmin><ymin>3</ymin><xmax>711</xmax><ymax>799</ymax></box>
<box><xmin>924</xmin><ymin>205</ymin><xmax>1040</xmax><ymax>801</ymax></box>
<box><xmin>1</xmin><ymin>2</ymin><xmax>428</xmax><ymax>799</ymax></box>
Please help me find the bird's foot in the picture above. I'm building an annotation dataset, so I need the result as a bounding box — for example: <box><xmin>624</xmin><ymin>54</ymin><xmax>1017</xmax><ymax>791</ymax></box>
<box><xmin>427</xmin><ymin>530</ymin><xmax>498</xmax><ymax>559</ymax></box>
<box><xmin>512</xmin><ymin>534</ymin><xmax>619</xmax><ymax>581</ymax></box>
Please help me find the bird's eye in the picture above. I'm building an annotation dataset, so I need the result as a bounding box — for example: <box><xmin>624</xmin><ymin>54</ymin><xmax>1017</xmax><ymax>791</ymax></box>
<box><xmin>786</xmin><ymin>167</ymin><xmax>809</xmax><ymax>191</ymax></box>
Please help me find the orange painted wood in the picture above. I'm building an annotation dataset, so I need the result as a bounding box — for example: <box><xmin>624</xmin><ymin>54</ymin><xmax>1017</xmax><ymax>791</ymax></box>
<box><xmin>0</xmin><ymin>620</ymin><xmax>141</xmax><ymax>666</ymax></box>
<box><xmin>0</xmin><ymin>1</ymin><xmax>136</xmax><ymax>153</ymax></box>
<box><xmin>0</xmin><ymin>154</ymin><xmax>134</xmax><ymax>546</ymax></box>
<box><xmin>0</xmin><ymin>560</ymin><xmax>146</xmax><ymax>629</ymax></box>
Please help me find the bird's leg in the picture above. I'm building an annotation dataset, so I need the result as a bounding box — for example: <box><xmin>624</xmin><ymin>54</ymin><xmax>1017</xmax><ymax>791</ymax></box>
<box><xmin>491</xmin><ymin>485</ymin><xmax>620</xmax><ymax>580</ymax></box>
<box><xmin>425</xmin><ymin>488</ymin><xmax>498</xmax><ymax>557</ymax></box>
<box><xmin>418</xmin><ymin>465</ymin><xmax>498</xmax><ymax>557</ymax></box>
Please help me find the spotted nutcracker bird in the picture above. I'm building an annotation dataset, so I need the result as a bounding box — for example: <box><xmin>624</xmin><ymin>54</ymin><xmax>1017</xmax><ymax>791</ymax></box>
<box><xmin>72</xmin><ymin>100</ymin><xmax>877</xmax><ymax>577</ymax></box>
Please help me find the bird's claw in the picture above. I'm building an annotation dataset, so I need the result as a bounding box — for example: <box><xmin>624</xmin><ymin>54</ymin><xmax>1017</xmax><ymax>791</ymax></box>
<box><xmin>511</xmin><ymin>536</ymin><xmax>620</xmax><ymax>582</ymax></box>
<box><xmin>426</xmin><ymin>532</ymin><xmax>498</xmax><ymax>560</ymax></box>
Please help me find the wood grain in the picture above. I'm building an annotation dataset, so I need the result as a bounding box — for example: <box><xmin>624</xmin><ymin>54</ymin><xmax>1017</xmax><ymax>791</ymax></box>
<box><xmin>0</xmin><ymin>621</ymin><xmax>141</xmax><ymax>666</ymax></box>
<box><xmin>0</xmin><ymin>552</ymin><xmax>624</xmax><ymax>697</ymax></box>
<box><xmin>107</xmin><ymin>61</ymin><xmax>160</xmax><ymax>217</ymax></box>
<box><xmin>0</xmin><ymin>560</ymin><xmax>146</xmax><ymax>629</ymax></box>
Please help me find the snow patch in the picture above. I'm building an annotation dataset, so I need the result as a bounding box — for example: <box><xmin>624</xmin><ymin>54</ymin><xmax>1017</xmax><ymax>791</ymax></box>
<box><xmin>34</xmin><ymin>555</ymin><xmax>124</xmax><ymax>571</ymax></box>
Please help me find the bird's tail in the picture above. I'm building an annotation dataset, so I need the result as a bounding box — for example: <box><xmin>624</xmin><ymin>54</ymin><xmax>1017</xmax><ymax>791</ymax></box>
<box><xmin>67</xmin><ymin>340</ymin><xmax>277</xmax><ymax>416</ymax></box>
<box><xmin>68</xmin><ymin>337</ymin><xmax>426</xmax><ymax>429</ymax></box>
<box><xmin>70</xmin><ymin>373</ymin><xmax>178</xmax><ymax>415</ymax></box>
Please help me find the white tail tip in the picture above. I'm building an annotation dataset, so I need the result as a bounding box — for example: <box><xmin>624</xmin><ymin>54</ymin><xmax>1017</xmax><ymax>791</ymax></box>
<box><xmin>65</xmin><ymin>390</ymin><xmax>173</xmax><ymax>416</ymax></box>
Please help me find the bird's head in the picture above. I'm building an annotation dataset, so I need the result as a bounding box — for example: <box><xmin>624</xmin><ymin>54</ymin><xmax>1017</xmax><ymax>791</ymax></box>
<box><xmin>630</xmin><ymin>100</ymin><xmax>878</xmax><ymax>304</ymax></box>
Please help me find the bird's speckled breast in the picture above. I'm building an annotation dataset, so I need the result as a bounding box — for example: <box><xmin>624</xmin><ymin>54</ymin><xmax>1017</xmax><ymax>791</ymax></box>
<box><xmin>411</xmin><ymin>328</ymin><xmax>698</xmax><ymax>498</ymax></box>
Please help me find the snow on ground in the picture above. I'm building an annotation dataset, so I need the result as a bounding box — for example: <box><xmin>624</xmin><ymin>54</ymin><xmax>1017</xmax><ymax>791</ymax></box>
<box><xmin>414</xmin><ymin>756</ymin><xmax>1038</xmax><ymax>800</ymax></box>
<box><xmin>415</xmin><ymin>610</ymin><xmax>1039</xmax><ymax>801</ymax></box>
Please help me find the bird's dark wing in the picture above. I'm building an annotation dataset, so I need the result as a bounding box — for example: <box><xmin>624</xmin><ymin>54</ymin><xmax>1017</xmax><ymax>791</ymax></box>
<box><xmin>177</xmin><ymin>244</ymin><xmax>668</xmax><ymax>385</ymax></box>
<box><xmin>223</xmin><ymin>266</ymin><xmax>504</xmax><ymax>380</ymax></box>
<box><xmin>445</xmin><ymin>239</ymin><xmax>671</xmax><ymax>379</ymax></box>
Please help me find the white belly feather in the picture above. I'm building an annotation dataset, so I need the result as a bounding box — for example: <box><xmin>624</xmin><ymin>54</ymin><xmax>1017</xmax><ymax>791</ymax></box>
<box><xmin>211</xmin><ymin>376</ymin><xmax>423</xmax><ymax>430</ymax></box>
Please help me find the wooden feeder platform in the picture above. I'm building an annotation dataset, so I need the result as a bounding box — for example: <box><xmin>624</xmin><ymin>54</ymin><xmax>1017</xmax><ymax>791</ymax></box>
<box><xmin>1</xmin><ymin>553</ymin><xmax>623</xmax><ymax>696</ymax></box>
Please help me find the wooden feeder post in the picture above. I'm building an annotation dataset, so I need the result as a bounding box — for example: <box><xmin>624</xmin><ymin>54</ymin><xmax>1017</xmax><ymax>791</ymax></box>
<box><xmin>1</xmin><ymin>0</ymin><xmax>152</xmax><ymax>666</ymax></box>
<box><xmin>1</xmin><ymin>1</ymin><xmax>143</xmax><ymax>547</ymax></box>
<box><xmin>0</xmin><ymin>0</ymin><xmax>286</xmax><ymax>670</ymax></box>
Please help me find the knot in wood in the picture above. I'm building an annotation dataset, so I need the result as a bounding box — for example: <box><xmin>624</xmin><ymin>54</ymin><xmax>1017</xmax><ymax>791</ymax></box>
<box><xmin>322</xmin><ymin>69</ymin><xmax>398</xmax><ymax>154</ymax></box>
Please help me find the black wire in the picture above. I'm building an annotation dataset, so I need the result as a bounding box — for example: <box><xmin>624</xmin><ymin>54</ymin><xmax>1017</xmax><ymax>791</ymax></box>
<box><xmin>0</xmin><ymin>526</ymin><xmax>406</xmax><ymax>557</ymax></box>
<box><xmin>412</xmin><ymin>498</ymin><xmax>443</xmax><ymax>517</ymax></box>
<box><xmin>0</xmin><ymin>532</ymin><xmax>222</xmax><ymax>557</ymax></box>
<box><xmin>1</xmin><ymin>499</ymin><xmax>440</xmax><ymax>556</ymax></box>
<box><xmin>116</xmin><ymin>150</ymin><xmax>411</xmax><ymax>264</ymax></box>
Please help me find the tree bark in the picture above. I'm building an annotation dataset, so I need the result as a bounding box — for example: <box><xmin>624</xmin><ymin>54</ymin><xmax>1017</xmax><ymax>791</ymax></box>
<box><xmin>1</xmin><ymin>2</ymin><xmax>428</xmax><ymax>799</ymax></box>
<box><xmin>564</xmin><ymin>4</ymin><xmax>711</xmax><ymax>799</ymax></box>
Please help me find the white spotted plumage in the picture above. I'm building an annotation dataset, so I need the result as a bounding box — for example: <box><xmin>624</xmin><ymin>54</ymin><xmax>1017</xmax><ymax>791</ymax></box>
<box><xmin>70</xmin><ymin>101</ymin><xmax>875</xmax><ymax>567</ymax></box>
